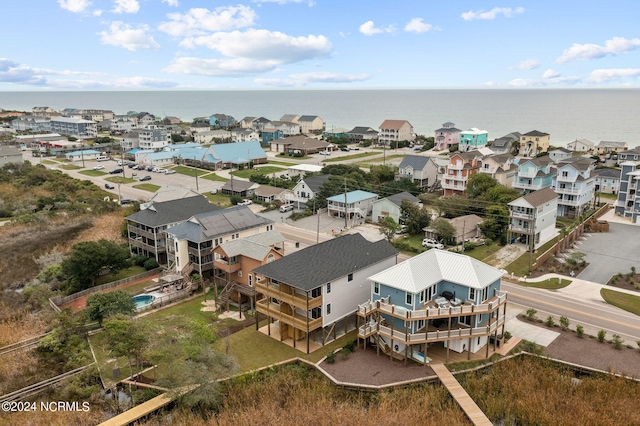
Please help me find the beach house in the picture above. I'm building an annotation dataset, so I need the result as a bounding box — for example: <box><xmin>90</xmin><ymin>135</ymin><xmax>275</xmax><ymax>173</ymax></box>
<box><xmin>507</xmin><ymin>187</ymin><xmax>558</xmax><ymax>249</ymax></box>
<box><xmin>433</xmin><ymin>122</ymin><xmax>461</xmax><ymax>151</ymax></box>
<box><xmin>519</xmin><ymin>130</ymin><xmax>550</xmax><ymax>157</ymax></box>
<box><xmin>459</xmin><ymin>128</ymin><xmax>489</xmax><ymax>152</ymax></box>
<box><xmin>512</xmin><ymin>157</ymin><xmax>556</xmax><ymax>194</ymax></box>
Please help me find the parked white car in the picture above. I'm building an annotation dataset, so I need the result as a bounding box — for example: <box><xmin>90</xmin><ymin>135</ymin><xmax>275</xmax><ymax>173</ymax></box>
<box><xmin>422</xmin><ymin>238</ymin><xmax>444</xmax><ymax>249</ymax></box>
<box><xmin>93</xmin><ymin>165</ymin><xmax>105</xmax><ymax>170</ymax></box>
<box><xmin>319</xmin><ymin>151</ymin><xmax>331</xmax><ymax>156</ymax></box>
<box><xmin>238</xmin><ymin>199</ymin><xmax>252</xmax><ymax>206</ymax></box>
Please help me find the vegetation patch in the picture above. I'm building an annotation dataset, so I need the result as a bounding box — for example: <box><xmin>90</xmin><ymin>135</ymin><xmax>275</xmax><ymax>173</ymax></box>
<box><xmin>201</xmin><ymin>172</ymin><xmax>229</xmax><ymax>182</ymax></box>
<box><xmin>59</xmin><ymin>164</ymin><xmax>82</xmax><ymax>170</ymax></box>
<box><xmin>79</xmin><ymin>170</ymin><xmax>108</xmax><ymax>177</ymax></box>
<box><xmin>601</xmin><ymin>288</ymin><xmax>640</xmax><ymax>316</ymax></box>
<box><xmin>267</xmin><ymin>160</ymin><xmax>297</xmax><ymax>166</ymax></box>
<box><xmin>322</xmin><ymin>151</ymin><xmax>380</xmax><ymax>162</ymax></box>
<box><xmin>505</xmin><ymin>237</ymin><xmax>559</xmax><ymax>277</ymax></box>
<box><xmin>173</xmin><ymin>165</ymin><xmax>209</xmax><ymax>177</ymax></box>
<box><xmin>231</xmin><ymin>166</ymin><xmax>285</xmax><ymax>178</ymax></box>
<box><xmin>519</xmin><ymin>277</ymin><xmax>572</xmax><ymax>290</ymax></box>
<box><xmin>133</xmin><ymin>183</ymin><xmax>161</xmax><ymax>192</ymax></box>
<box><xmin>205</xmin><ymin>192</ymin><xmax>232</xmax><ymax>207</ymax></box>
<box><xmin>94</xmin><ymin>265</ymin><xmax>146</xmax><ymax>286</ymax></box>
<box><xmin>104</xmin><ymin>176</ymin><xmax>136</xmax><ymax>184</ymax></box>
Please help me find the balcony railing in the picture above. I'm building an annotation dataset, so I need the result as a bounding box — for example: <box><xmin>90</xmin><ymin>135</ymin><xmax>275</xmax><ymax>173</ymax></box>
<box><xmin>509</xmin><ymin>225</ymin><xmax>533</xmax><ymax>234</ymax></box>
<box><xmin>256</xmin><ymin>300</ymin><xmax>323</xmax><ymax>331</ymax></box>
<box><xmin>441</xmin><ymin>181</ymin><xmax>466</xmax><ymax>190</ymax></box>
<box><xmin>449</xmin><ymin>162</ymin><xmax>464</xmax><ymax>171</ymax></box>
<box><xmin>213</xmin><ymin>258</ymin><xmax>241</xmax><ymax>273</ymax></box>
<box><xmin>509</xmin><ymin>210</ymin><xmax>533</xmax><ymax>219</ymax></box>
<box><xmin>513</xmin><ymin>181</ymin><xmax>543</xmax><ymax>190</ymax></box>
<box><xmin>128</xmin><ymin>225</ymin><xmax>156</xmax><ymax>239</ymax></box>
<box><xmin>130</xmin><ymin>238</ymin><xmax>159</xmax><ymax>253</ymax></box>
<box><xmin>553</xmin><ymin>186</ymin><xmax>582</xmax><ymax>195</ymax></box>
<box><xmin>255</xmin><ymin>282</ymin><xmax>323</xmax><ymax>310</ymax></box>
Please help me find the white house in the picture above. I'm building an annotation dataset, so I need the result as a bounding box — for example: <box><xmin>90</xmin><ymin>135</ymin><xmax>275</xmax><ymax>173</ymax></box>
<box><xmin>253</xmin><ymin>233</ymin><xmax>398</xmax><ymax>353</ymax></box>
<box><xmin>548</xmin><ymin>148</ymin><xmax>573</xmax><ymax>163</ymax></box>
<box><xmin>290</xmin><ymin>175</ymin><xmax>330</xmax><ymax>205</ymax></box>
<box><xmin>65</xmin><ymin>149</ymin><xmax>102</xmax><ymax>161</ymax></box>
<box><xmin>566</xmin><ymin>139</ymin><xmax>595</xmax><ymax>153</ymax></box>
<box><xmin>231</xmin><ymin>129</ymin><xmax>260</xmax><ymax>142</ymax></box>
<box><xmin>372</xmin><ymin>191</ymin><xmax>421</xmax><ymax>224</ymax></box>
<box><xmin>508</xmin><ymin>187</ymin><xmax>558</xmax><ymax>249</ymax></box>
<box><xmin>378</xmin><ymin>120</ymin><xmax>415</xmax><ymax>146</ymax></box>
<box><xmin>552</xmin><ymin>158</ymin><xmax>595</xmax><ymax>218</ymax></box>
<box><xmin>138</xmin><ymin>125</ymin><xmax>170</xmax><ymax>151</ymax></box>
<box><xmin>327</xmin><ymin>190</ymin><xmax>378</xmax><ymax>220</ymax></box>
<box><xmin>396</xmin><ymin>155</ymin><xmax>440</xmax><ymax>189</ymax></box>
<box><xmin>194</xmin><ymin>130</ymin><xmax>231</xmax><ymax>144</ymax></box>
<box><xmin>592</xmin><ymin>168</ymin><xmax>620</xmax><ymax>195</ymax></box>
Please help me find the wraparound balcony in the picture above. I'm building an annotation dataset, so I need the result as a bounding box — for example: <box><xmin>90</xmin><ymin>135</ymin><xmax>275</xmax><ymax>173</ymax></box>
<box><xmin>256</xmin><ymin>300</ymin><xmax>323</xmax><ymax>331</ymax></box>
<box><xmin>509</xmin><ymin>210</ymin><xmax>533</xmax><ymax>219</ymax></box>
<box><xmin>213</xmin><ymin>258</ymin><xmax>240</xmax><ymax>273</ymax></box>
<box><xmin>255</xmin><ymin>282</ymin><xmax>323</xmax><ymax>310</ymax></box>
<box><xmin>513</xmin><ymin>181</ymin><xmax>544</xmax><ymax>191</ymax></box>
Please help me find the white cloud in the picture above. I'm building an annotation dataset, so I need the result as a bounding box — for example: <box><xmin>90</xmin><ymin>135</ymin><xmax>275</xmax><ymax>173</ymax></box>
<box><xmin>542</xmin><ymin>69</ymin><xmax>560</xmax><ymax>79</ymax></box>
<box><xmin>556</xmin><ymin>37</ymin><xmax>640</xmax><ymax>64</ymax></box>
<box><xmin>586</xmin><ymin>68</ymin><xmax>640</xmax><ymax>84</ymax></box>
<box><xmin>164</xmin><ymin>57</ymin><xmax>280</xmax><ymax>76</ymax></box>
<box><xmin>511</xmin><ymin>59</ymin><xmax>540</xmax><ymax>70</ymax></box>
<box><xmin>158</xmin><ymin>6</ymin><xmax>256</xmax><ymax>37</ymax></box>
<box><xmin>93</xmin><ymin>9</ymin><xmax>103</xmax><ymax>16</ymax></box>
<box><xmin>183</xmin><ymin>29</ymin><xmax>332</xmax><ymax>62</ymax></box>
<box><xmin>461</xmin><ymin>7</ymin><xmax>524</xmax><ymax>21</ymax></box>
<box><xmin>162</xmin><ymin>0</ymin><xmax>179</xmax><ymax>6</ymax></box>
<box><xmin>0</xmin><ymin>59</ymin><xmax>46</xmax><ymax>85</ymax></box>
<box><xmin>112</xmin><ymin>0</ymin><xmax>139</xmax><ymax>14</ymax></box>
<box><xmin>255</xmin><ymin>72</ymin><xmax>371</xmax><ymax>87</ymax></box>
<box><xmin>58</xmin><ymin>0</ymin><xmax>91</xmax><ymax>13</ymax></box>
<box><xmin>359</xmin><ymin>20</ymin><xmax>395</xmax><ymax>36</ymax></box>
<box><xmin>99</xmin><ymin>22</ymin><xmax>160</xmax><ymax>51</ymax></box>
<box><xmin>404</xmin><ymin>18</ymin><xmax>432</xmax><ymax>33</ymax></box>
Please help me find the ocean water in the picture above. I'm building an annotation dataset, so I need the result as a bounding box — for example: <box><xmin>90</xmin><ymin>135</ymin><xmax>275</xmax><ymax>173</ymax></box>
<box><xmin>2</xmin><ymin>89</ymin><xmax>639</xmax><ymax>146</ymax></box>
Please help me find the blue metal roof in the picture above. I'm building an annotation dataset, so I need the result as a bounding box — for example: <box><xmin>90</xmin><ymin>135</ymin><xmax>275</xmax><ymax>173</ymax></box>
<box><xmin>327</xmin><ymin>190</ymin><xmax>378</xmax><ymax>204</ymax></box>
<box><xmin>207</xmin><ymin>141</ymin><xmax>266</xmax><ymax>163</ymax></box>
<box><xmin>66</xmin><ymin>149</ymin><xmax>101</xmax><ymax>156</ymax></box>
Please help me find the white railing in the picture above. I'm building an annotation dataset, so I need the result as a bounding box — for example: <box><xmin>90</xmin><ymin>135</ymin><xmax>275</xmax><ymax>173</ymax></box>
<box><xmin>554</xmin><ymin>186</ymin><xmax>582</xmax><ymax>194</ymax></box>
<box><xmin>509</xmin><ymin>210</ymin><xmax>533</xmax><ymax>219</ymax></box>
<box><xmin>513</xmin><ymin>181</ymin><xmax>544</xmax><ymax>190</ymax></box>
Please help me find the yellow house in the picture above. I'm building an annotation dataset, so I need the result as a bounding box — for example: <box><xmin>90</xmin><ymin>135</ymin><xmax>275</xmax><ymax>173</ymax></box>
<box><xmin>519</xmin><ymin>130</ymin><xmax>550</xmax><ymax>157</ymax></box>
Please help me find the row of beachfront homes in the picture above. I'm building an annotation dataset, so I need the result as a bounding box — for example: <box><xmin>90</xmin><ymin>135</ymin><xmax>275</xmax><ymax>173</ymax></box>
<box><xmin>125</xmin><ymin>194</ymin><xmax>507</xmax><ymax>360</ymax></box>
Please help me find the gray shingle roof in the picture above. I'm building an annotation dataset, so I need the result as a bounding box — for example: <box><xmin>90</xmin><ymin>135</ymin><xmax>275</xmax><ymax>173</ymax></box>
<box><xmin>592</xmin><ymin>168</ymin><xmax>620</xmax><ymax>179</ymax></box>
<box><xmin>385</xmin><ymin>191</ymin><xmax>420</xmax><ymax>207</ymax></box>
<box><xmin>166</xmin><ymin>206</ymin><xmax>273</xmax><ymax>243</ymax></box>
<box><xmin>217</xmin><ymin>230</ymin><xmax>284</xmax><ymax>260</ymax></box>
<box><xmin>399</xmin><ymin>155</ymin><xmax>430</xmax><ymax>170</ymax></box>
<box><xmin>348</xmin><ymin>126</ymin><xmax>378</xmax><ymax>135</ymax></box>
<box><xmin>126</xmin><ymin>195</ymin><xmax>221</xmax><ymax>227</ymax></box>
<box><xmin>302</xmin><ymin>175</ymin><xmax>330</xmax><ymax>193</ymax></box>
<box><xmin>523</xmin><ymin>130</ymin><xmax>550</xmax><ymax>137</ymax></box>
<box><xmin>252</xmin><ymin>233</ymin><xmax>398</xmax><ymax>291</ymax></box>
<box><xmin>298</xmin><ymin>115</ymin><xmax>320</xmax><ymax>122</ymax></box>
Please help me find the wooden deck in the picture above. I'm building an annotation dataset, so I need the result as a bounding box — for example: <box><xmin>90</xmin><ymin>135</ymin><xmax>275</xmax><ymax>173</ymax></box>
<box><xmin>431</xmin><ymin>364</ymin><xmax>492</xmax><ymax>426</ymax></box>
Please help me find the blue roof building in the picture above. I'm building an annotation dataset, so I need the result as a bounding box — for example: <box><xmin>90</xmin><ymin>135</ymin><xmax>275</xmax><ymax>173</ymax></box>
<box><xmin>327</xmin><ymin>190</ymin><xmax>378</xmax><ymax>221</ymax></box>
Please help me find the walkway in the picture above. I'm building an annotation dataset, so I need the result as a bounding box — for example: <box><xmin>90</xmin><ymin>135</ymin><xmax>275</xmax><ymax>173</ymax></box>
<box><xmin>430</xmin><ymin>364</ymin><xmax>492</xmax><ymax>426</ymax></box>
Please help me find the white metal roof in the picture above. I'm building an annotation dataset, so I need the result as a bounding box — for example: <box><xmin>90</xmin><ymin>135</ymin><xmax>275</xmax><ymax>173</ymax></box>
<box><xmin>288</xmin><ymin>164</ymin><xmax>323</xmax><ymax>173</ymax></box>
<box><xmin>368</xmin><ymin>249</ymin><xmax>504</xmax><ymax>293</ymax></box>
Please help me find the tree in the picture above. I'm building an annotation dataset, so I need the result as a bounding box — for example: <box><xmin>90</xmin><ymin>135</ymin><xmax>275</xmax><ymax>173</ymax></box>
<box><xmin>86</xmin><ymin>290</ymin><xmax>136</xmax><ymax>325</ymax></box>
<box><xmin>378</xmin><ymin>216</ymin><xmax>401</xmax><ymax>241</ymax></box>
<box><xmin>466</xmin><ymin>173</ymin><xmax>499</xmax><ymax>199</ymax></box>
<box><xmin>230</xmin><ymin>195</ymin><xmax>243</xmax><ymax>205</ymax></box>
<box><xmin>479</xmin><ymin>204</ymin><xmax>510</xmax><ymax>242</ymax></box>
<box><xmin>171</xmin><ymin>133</ymin><xmax>184</xmax><ymax>143</ymax></box>
<box><xmin>435</xmin><ymin>195</ymin><xmax>471</xmax><ymax>219</ymax></box>
<box><xmin>103</xmin><ymin>314</ymin><xmax>149</xmax><ymax>375</ymax></box>
<box><xmin>379</xmin><ymin>178</ymin><xmax>420</xmax><ymax>198</ymax></box>
<box><xmin>369</xmin><ymin>165</ymin><xmax>397</xmax><ymax>187</ymax></box>
<box><xmin>60</xmin><ymin>239</ymin><xmax>130</xmax><ymax>293</ymax></box>
<box><xmin>401</xmin><ymin>199</ymin><xmax>431</xmax><ymax>235</ymax></box>
<box><xmin>429</xmin><ymin>218</ymin><xmax>456</xmax><ymax>245</ymax></box>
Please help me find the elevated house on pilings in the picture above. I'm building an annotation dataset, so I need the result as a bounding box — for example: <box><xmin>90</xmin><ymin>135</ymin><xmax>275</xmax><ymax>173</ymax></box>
<box><xmin>252</xmin><ymin>234</ymin><xmax>398</xmax><ymax>354</ymax></box>
<box><xmin>357</xmin><ymin>249</ymin><xmax>507</xmax><ymax>365</ymax></box>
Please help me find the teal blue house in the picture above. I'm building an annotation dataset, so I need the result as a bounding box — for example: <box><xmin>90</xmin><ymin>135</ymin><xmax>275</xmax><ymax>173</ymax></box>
<box><xmin>512</xmin><ymin>156</ymin><xmax>556</xmax><ymax>194</ymax></box>
<box><xmin>459</xmin><ymin>128</ymin><xmax>489</xmax><ymax>151</ymax></box>
<box><xmin>357</xmin><ymin>250</ymin><xmax>507</xmax><ymax>363</ymax></box>
<box><xmin>262</xmin><ymin>129</ymin><xmax>283</xmax><ymax>144</ymax></box>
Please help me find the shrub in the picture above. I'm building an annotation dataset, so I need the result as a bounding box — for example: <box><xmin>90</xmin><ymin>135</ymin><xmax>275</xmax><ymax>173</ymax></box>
<box><xmin>325</xmin><ymin>351</ymin><xmax>336</xmax><ymax>364</ymax></box>
<box><xmin>637</xmin><ymin>340</ymin><xmax>640</xmax><ymax>350</ymax></box>
<box><xmin>340</xmin><ymin>347</ymin><xmax>351</xmax><ymax>359</ymax></box>
<box><xmin>559</xmin><ymin>316</ymin><xmax>569</xmax><ymax>330</ymax></box>
<box><xmin>344</xmin><ymin>340</ymin><xmax>356</xmax><ymax>353</ymax></box>
<box><xmin>230</xmin><ymin>195</ymin><xmax>242</xmax><ymax>205</ymax></box>
<box><xmin>597</xmin><ymin>329</ymin><xmax>607</xmax><ymax>343</ymax></box>
<box><xmin>525</xmin><ymin>308</ymin><xmax>537</xmax><ymax>320</ymax></box>
<box><xmin>576</xmin><ymin>325</ymin><xmax>584</xmax><ymax>338</ymax></box>
<box><xmin>143</xmin><ymin>258</ymin><xmax>159</xmax><ymax>270</ymax></box>
<box><xmin>132</xmin><ymin>255</ymin><xmax>148</xmax><ymax>267</ymax></box>
<box><xmin>612</xmin><ymin>334</ymin><xmax>623</xmax><ymax>350</ymax></box>
<box><xmin>362</xmin><ymin>140</ymin><xmax>372</xmax><ymax>147</ymax></box>
<box><xmin>503</xmin><ymin>331</ymin><xmax>512</xmax><ymax>341</ymax></box>
<box><xmin>545</xmin><ymin>316</ymin><xmax>556</xmax><ymax>327</ymax></box>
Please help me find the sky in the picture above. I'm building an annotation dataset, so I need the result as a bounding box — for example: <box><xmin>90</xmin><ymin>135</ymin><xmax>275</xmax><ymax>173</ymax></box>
<box><xmin>2</xmin><ymin>0</ymin><xmax>640</xmax><ymax>90</ymax></box>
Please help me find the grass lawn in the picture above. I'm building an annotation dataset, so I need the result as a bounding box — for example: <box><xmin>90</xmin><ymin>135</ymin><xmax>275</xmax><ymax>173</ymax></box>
<box><xmin>133</xmin><ymin>183</ymin><xmax>161</xmax><ymax>192</ymax></box>
<box><xmin>105</xmin><ymin>176</ymin><xmax>137</xmax><ymax>184</ymax></box>
<box><xmin>278</xmin><ymin>154</ymin><xmax>312</xmax><ymax>160</ymax></box>
<box><xmin>519</xmin><ymin>277</ymin><xmax>572</xmax><ymax>290</ymax></box>
<box><xmin>464</xmin><ymin>241</ymin><xmax>502</xmax><ymax>262</ymax></box>
<box><xmin>144</xmin><ymin>289</ymin><xmax>218</xmax><ymax>323</ymax></box>
<box><xmin>173</xmin><ymin>165</ymin><xmax>209</xmax><ymax>177</ymax></box>
<box><xmin>365</xmin><ymin>154</ymin><xmax>406</xmax><ymax>164</ymax></box>
<box><xmin>505</xmin><ymin>237</ymin><xmax>559</xmax><ymax>277</ymax></box>
<box><xmin>322</xmin><ymin>152</ymin><xmax>380</xmax><ymax>163</ymax></box>
<box><xmin>79</xmin><ymin>170</ymin><xmax>108</xmax><ymax>177</ymax></box>
<box><xmin>59</xmin><ymin>164</ymin><xmax>82</xmax><ymax>170</ymax></box>
<box><xmin>600</xmin><ymin>288</ymin><xmax>640</xmax><ymax>316</ymax></box>
<box><xmin>205</xmin><ymin>192</ymin><xmax>232</xmax><ymax>207</ymax></box>
<box><xmin>268</xmin><ymin>160</ymin><xmax>297</xmax><ymax>166</ymax></box>
<box><xmin>222</xmin><ymin>320</ymin><xmax>358</xmax><ymax>371</ymax></box>
<box><xmin>201</xmin><ymin>173</ymin><xmax>229</xmax><ymax>182</ymax></box>
<box><xmin>88</xmin><ymin>331</ymin><xmax>142</xmax><ymax>388</ymax></box>
<box><xmin>231</xmin><ymin>166</ymin><xmax>285</xmax><ymax>178</ymax></box>
<box><xmin>599</xmin><ymin>192</ymin><xmax>618</xmax><ymax>200</ymax></box>
<box><xmin>42</xmin><ymin>160</ymin><xmax>58</xmax><ymax>165</ymax></box>
<box><xmin>95</xmin><ymin>265</ymin><xmax>147</xmax><ymax>286</ymax></box>
<box><xmin>118</xmin><ymin>279</ymin><xmax>158</xmax><ymax>296</ymax></box>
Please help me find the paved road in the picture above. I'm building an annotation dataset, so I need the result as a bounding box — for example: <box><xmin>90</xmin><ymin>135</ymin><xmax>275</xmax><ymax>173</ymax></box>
<box><xmin>502</xmin><ymin>280</ymin><xmax>640</xmax><ymax>344</ymax></box>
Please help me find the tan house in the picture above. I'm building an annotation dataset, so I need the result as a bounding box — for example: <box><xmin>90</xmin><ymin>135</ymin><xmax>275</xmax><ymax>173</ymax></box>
<box><xmin>254</xmin><ymin>185</ymin><xmax>293</xmax><ymax>203</ymax></box>
<box><xmin>424</xmin><ymin>214</ymin><xmax>484</xmax><ymax>245</ymax></box>
<box><xmin>519</xmin><ymin>130</ymin><xmax>550</xmax><ymax>157</ymax></box>
<box><xmin>480</xmin><ymin>153</ymin><xmax>517</xmax><ymax>187</ymax></box>
<box><xmin>442</xmin><ymin>150</ymin><xmax>484</xmax><ymax>196</ymax></box>
<box><xmin>378</xmin><ymin>119</ymin><xmax>415</xmax><ymax>146</ymax></box>
<box><xmin>297</xmin><ymin>115</ymin><xmax>325</xmax><ymax>134</ymax></box>
<box><xmin>213</xmin><ymin>230</ymin><xmax>285</xmax><ymax>305</ymax></box>
<box><xmin>269</xmin><ymin>135</ymin><xmax>331</xmax><ymax>154</ymax></box>
<box><xmin>595</xmin><ymin>141</ymin><xmax>629</xmax><ymax>155</ymax></box>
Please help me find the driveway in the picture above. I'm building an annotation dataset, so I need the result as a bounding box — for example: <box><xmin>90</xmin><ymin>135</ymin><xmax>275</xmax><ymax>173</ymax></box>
<box><xmin>576</xmin><ymin>222</ymin><xmax>640</xmax><ymax>284</ymax></box>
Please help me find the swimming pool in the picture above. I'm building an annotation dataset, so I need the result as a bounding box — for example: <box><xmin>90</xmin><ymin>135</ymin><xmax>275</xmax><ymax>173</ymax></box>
<box><xmin>132</xmin><ymin>294</ymin><xmax>155</xmax><ymax>309</ymax></box>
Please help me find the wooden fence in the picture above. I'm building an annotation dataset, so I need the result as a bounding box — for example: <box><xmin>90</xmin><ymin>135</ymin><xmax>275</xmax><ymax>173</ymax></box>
<box><xmin>50</xmin><ymin>268</ymin><xmax>162</xmax><ymax>307</ymax></box>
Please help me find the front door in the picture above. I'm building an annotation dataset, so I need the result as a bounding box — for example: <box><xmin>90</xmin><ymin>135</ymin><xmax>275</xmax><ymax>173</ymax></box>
<box><xmin>248</xmin><ymin>273</ymin><xmax>253</xmax><ymax>287</ymax></box>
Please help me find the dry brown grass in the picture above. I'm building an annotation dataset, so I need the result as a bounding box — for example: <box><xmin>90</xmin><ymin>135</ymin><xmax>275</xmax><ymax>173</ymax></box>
<box><xmin>141</xmin><ymin>364</ymin><xmax>468</xmax><ymax>426</ymax></box>
<box><xmin>72</xmin><ymin>210</ymin><xmax>127</xmax><ymax>245</ymax></box>
<box><xmin>0</xmin><ymin>407</ymin><xmax>105</xmax><ymax>426</ymax></box>
<box><xmin>460</xmin><ymin>356</ymin><xmax>640</xmax><ymax>425</ymax></box>
<box><xmin>0</xmin><ymin>308</ymin><xmax>51</xmax><ymax>346</ymax></box>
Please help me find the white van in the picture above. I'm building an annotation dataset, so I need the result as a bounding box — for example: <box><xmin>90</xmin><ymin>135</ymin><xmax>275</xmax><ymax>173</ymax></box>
<box><xmin>96</xmin><ymin>155</ymin><xmax>108</xmax><ymax>162</ymax></box>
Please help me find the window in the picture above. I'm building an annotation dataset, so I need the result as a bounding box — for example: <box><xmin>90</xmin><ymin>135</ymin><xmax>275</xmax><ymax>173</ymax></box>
<box><xmin>326</xmin><ymin>304</ymin><xmax>331</xmax><ymax>315</ymax></box>
<box><xmin>373</xmin><ymin>282</ymin><xmax>379</xmax><ymax>295</ymax></box>
<box><xmin>419</xmin><ymin>289</ymin><xmax>425</xmax><ymax>303</ymax></box>
<box><xmin>481</xmin><ymin>287</ymin><xmax>488</xmax><ymax>302</ymax></box>
<box><xmin>348</xmin><ymin>273</ymin><xmax>353</xmax><ymax>282</ymax></box>
<box><xmin>237</xmin><ymin>270</ymin><xmax>242</xmax><ymax>277</ymax></box>
<box><xmin>311</xmin><ymin>307</ymin><xmax>321</xmax><ymax>319</ymax></box>
<box><xmin>406</xmin><ymin>292</ymin><xmax>412</xmax><ymax>305</ymax></box>
<box><xmin>326</xmin><ymin>283</ymin><xmax>331</xmax><ymax>293</ymax></box>
<box><xmin>469</xmin><ymin>288</ymin><xmax>476</xmax><ymax>301</ymax></box>
<box><xmin>311</xmin><ymin>287</ymin><xmax>321</xmax><ymax>298</ymax></box>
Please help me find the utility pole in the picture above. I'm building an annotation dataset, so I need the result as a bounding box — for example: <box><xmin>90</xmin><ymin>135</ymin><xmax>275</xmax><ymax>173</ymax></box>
<box><xmin>315</xmin><ymin>198</ymin><xmax>320</xmax><ymax>243</ymax></box>
<box><xmin>80</xmin><ymin>140</ymin><xmax>85</xmax><ymax>168</ymax></box>
<box><xmin>344</xmin><ymin>177</ymin><xmax>348</xmax><ymax>229</ymax></box>
<box><xmin>528</xmin><ymin>208</ymin><xmax>537</xmax><ymax>273</ymax></box>
<box><xmin>461</xmin><ymin>220</ymin><xmax>466</xmax><ymax>253</ymax></box>
<box><xmin>194</xmin><ymin>165</ymin><xmax>199</xmax><ymax>191</ymax></box>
